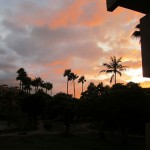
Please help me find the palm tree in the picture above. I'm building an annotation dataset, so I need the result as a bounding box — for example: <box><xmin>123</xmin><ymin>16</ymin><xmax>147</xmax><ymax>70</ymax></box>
<box><xmin>40</xmin><ymin>81</ymin><xmax>46</xmax><ymax>92</ymax></box>
<box><xmin>70</xmin><ymin>72</ymin><xmax>78</xmax><ymax>98</ymax></box>
<box><xmin>43</xmin><ymin>82</ymin><xmax>53</xmax><ymax>95</ymax></box>
<box><xmin>16</xmin><ymin>68</ymin><xmax>27</xmax><ymax>90</ymax></box>
<box><xmin>63</xmin><ymin>69</ymin><xmax>72</xmax><ymax>95</ymax></box>
<box><xmin>49</xmin><ymin>83</ymin><xmax>53</xmax><ymax>96</ymax></box>
<box><xmin>100</xmin><ymin>56</ymin><xmax>127</xmax><ymax>84</ymax></box>
<box><xmin>132</xmin><ymin>23</ymin><xmax>141</xmax><ymax>42</ymax></box>
<box><xmin>32</xmin><ymin>77</ymin><xmax>43</xmax><ymax>93</ymax></box>
<box><xmin>78</xmin><ymin>76</ymin><xmax>86</xmax><ymax>93</ymax></box>
<box><xmin>23</xmin><ymin>77</ymin><xmax>32</xmax><ymax>94</ymax></box>
<box><xmin>31</xmin><ymin>79</ymin><xmax>37</xmax><ymax>93</ymax></box>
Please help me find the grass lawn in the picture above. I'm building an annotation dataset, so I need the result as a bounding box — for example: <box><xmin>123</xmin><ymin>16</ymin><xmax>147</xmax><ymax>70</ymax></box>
<box><xmin>0</xmin><ymin>133</ymin><xmax>145</xmax><ymax>150</ymax></box>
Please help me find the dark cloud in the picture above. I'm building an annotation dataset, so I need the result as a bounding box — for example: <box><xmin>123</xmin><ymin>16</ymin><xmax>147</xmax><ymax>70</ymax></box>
<box><xmin>0</xmin><ymin>48</ymin><xmax>6</xmax><ymax>54</ymax></box>
<box><xmin>2</xmin><ymin>19</ymin><xmax>26</xmax><ymax>34</ymax></box>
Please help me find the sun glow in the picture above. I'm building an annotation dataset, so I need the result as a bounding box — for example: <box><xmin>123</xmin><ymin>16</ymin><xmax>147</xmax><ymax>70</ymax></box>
<box><xmin>125</xmin><ymin>68</ymin><xmax>150</xmax><ymax>83</ymax></box>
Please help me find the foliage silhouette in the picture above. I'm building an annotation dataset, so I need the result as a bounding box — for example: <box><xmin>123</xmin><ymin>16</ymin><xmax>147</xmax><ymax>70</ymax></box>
<box><xmin>52</xmin><ymin>92</ymin><xmax>79</xmax><ymax>135</ymax></box>
<box><xmin>1</xmin><ymin>66</ymin><xmax>150</xmax><ymax>146</ymax></box>
<box><xmin>69</xmin><ymin>72</ymin><xmax>79</xmax><ymax>98</ymax></box>
<box><xmin>41</xmin><ymin>82</ymin><xmax>53</xmax><ymax>95</ymax></box>
<box><xmin>132</xmin><ymin>24</ymin><xmax>141</xmax><ymax>42</ymax></box>
<box><xmin>78</xmin><ymin>75</ymin><xmax>86</xmax><ymax>94</ymax></box>
<box><xmin>23</xmin><ymin>77</ymin><xmax>32</xmax><ymax>94</ymax></box>
<box><xmin>63</xmin><ymin>69</ymin><xmax>72</xmax><ymax>95</ymax></box>
<box><xmin>22</xmin><ymin>92</ymin><xmax>51</xmax><ymax>120</ymax></box>
<box><xmin>100</xmin><ymin>56</ymin><xmax>127</xmax><ymax>84</ymax></box>
<box><xmin>106</xmin><ymin>82</ymin><xmax>147</xmax><ymax>144</ymax></box>
<box><xmin>16</xmin><ymin>68</ymin><xmax>27</xmax><ymax>90</ymax></box>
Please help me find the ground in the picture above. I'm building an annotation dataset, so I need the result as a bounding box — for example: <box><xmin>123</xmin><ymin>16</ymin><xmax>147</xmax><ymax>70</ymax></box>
<box><xmin>0</xmin><ymin>122</ymin><xmax>145</xmax><ymax>150</ymax></box>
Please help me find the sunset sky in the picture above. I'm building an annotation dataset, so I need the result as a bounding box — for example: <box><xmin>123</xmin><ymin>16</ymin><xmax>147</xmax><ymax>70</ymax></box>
<box><xmin>0</xmin><ymin>0</ymin><xmax>150</xmax><ymax>97</ymax></box>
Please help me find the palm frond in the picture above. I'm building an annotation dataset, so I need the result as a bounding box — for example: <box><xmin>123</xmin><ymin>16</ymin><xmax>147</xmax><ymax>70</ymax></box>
<box><xmin>100</xmin><ymin>70</ymin><xmax>106</xmax><ymax>73</ymax></box>
<box><xmin>103</xmin><ymin>63</ymin><xmax>112</xmax><ymax>69</ymax></box>
<box><xmin>116</xmin><ymin>71</ymin><xmax>121</xmax><ymax>76</ymax></box>
<box><xmin>100</xmin><ymin>56</ymin><xmax>127</xmax><ymax>84</ymax></box>
<box><xmin>132</xmin><ymin>31</ymin><xmax>141</xmax><ymax>39</ymax></box>
<box><xmin>106</xmin><ymin>70</ymin><xmax>114</xmax><ymax>73</ymax></box>
<box><xmin>110</xmin><ymin>74</ymin><xmax>114</xmax><ymax>83</ymax></box>
<box><xmin>117</xmin><ymin>57</ymin><xmax>122</xmax><ymax>63</ymax></box>
<box><xmin>135</xmin><ymin>24</ymin><xmax>140</xmax><ymax>29</ymax></box>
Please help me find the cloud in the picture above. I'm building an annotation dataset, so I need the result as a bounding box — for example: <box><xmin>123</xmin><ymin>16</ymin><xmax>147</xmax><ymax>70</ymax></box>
<box><xmin>0</xmin><ymin>0</ymin><xmax>147</xmax><ymax>97</ymax></box>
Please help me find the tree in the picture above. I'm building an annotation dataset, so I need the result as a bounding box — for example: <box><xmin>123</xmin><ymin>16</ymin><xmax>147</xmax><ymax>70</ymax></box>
<box><xmin>40</xmin><ymin>81</ymin><xmax>46</xmax><ymax>92</ymax></box>
<box><xmin>100</xmin><ymin>56</ymin><xmax>127</xmax><ymax>84</ymax></box>
<box><xmin>78</xmin><ymin>76</ymin><xmax>86</xmax><ymax>93</ymax></box>
<box><xmin>16</xmin><ymin>68</ymin><xmax>27</xmax><ymax>90</ymax></box>
<box><xmin>126</xmin><ymin>81</ymin><xmax>141</xmax><ymax>89</ymax></box>
<box><xmin>52</xmin><ymin>92</ymin><xmax>78</xmax><ymax>135</ymax></box>
<box><xmin>22</xmin><ymin>92</ymin><xmax>49</xmax><ymax>121</ymax></box>
<box><xmin>106</xmin><ymin>82</ymin><xmax>147</xmax><ymax>144</ymax></box>
<box><xmin>43</xmin><ymin>82</ymin><xmax>53</xmax><ymax>95</ymax></box>
<box><xmin>63</xmin><ymin>69</ymin><xmax>72</xmax><ymax>95</ymax></box>
<box><xmin>80</xmin><ymin>82</ymin><xmax>98</xmax><ymax>100</ymax></box>
<box><xmin>70</xmin><ymin>72</ymin><xmax>78</xmax><ymax>98</ymax></box>
<box><xmin>97</xmin><ymin>82</ymin><xmax>110</xmax><ymax>96</ymax></box>
<box><xmin>49</xmin><ymin>83</ymin><xmax>53</xmax><ymax>96</ymax></box>
<box><xmin>132</xmin><ymin>23</ymin><xmax>141</xmax><ymax>42</ymax></box>
<box><xmin>23</xmin><ymin>77</ymin><xmax>32</xmax><ymax>94</ymax></box>
<box><xmin>80</xmin><ymin>82</ymin><xmax>109</xmax><ymax>141</ymax></box>
<box><xmin>32</xmin><ymin>77</ymin><xmax>43</xmax><ymax>93</ymax></box>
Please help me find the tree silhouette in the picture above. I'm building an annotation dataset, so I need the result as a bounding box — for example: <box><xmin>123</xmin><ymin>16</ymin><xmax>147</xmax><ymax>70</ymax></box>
<box><xmin>132</xmin><ymin>24</ymin><xmax>141</xmax><ymax>42</ymax></box>
<box><xmin>31</xmin><ymin>79</ymin><xmax>37</xmax><ymax>93</ymax></box>
<box><xmin>97</xmin><ymin>82</ymin><xmax>110</xmax><ymax>96</ymax></box>
<box><xmin>70</xmin><ymin>72</ymin><xmax>78</xmax><ymax>98</ymax></box>
<box><xmin>16</xmin><ymin>68</ymin><xmax>27</xmax><ymax>90</ymax></box>
<box><xmin>108</xmin><ymin>82</ymin><xmax>147</xmax><ymax>144</ymax></box>
<box><xmin>32</xmin><ymin>77</ymin><xmax>43</xmax><ymax>93</ymax></box>
<box><xmin>78</xmin><ymin>76</ymin><xmax>86</xmax><ymax>93</ymax></box>
<box><xmin>52</xmin><ymin>92</ymin><xmax>77</xmax><ymax>135</ymax></box>
<box><xmin>81</xmin><ymin>82</ymin><xmax>98</xmax><ymax>100</ymax></box>
<box><xmin>22</xmin><ymin>92</ymin><xmax>48</xmax><ymax>120</ymax></box>
<box><xmin>23</xmin><ymin>77</ymin><xmax>32</xmax><ymax>94</ymax></box>
<box><xmin>49</xmin><ymin>83</ymin><xmax>53</xmax><ymax>96</ymax></box>
<box><xmin>100</xmin><ymin>56</ymin><xmax>127</xmax><ymax>84</ymax></box>
<box><xmin>43</xmin><ymin>82</ymin><xmax>53</xmax><ymax>95</ymax></box>
<box><xmin>63</xmin><ymin>69</ymin><xmax>72</xmax><ymax>95</ymax></box>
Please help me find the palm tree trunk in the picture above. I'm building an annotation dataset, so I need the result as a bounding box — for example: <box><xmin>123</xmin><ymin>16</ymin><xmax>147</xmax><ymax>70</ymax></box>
<box><xmin>19</xmin><ymin>81</ymin><xmax>22</xmax><ymax>90</ymax></box>
<box><xmin>82</xmin><ymin>82</ymin><xmax>83</xmax><ymax>93</ymax></box>
<box><xmin>35</xmin><ymin>86</ymin><xmax>36</xmax><ymax>93</ymax></box>
<box><xmin>67</xmin><ymin>79</ymin><xmax>68</xmax><ymax>95</ymax></box>
<box><xmin>51</xmin><ymin>89</ymin><xmax>52</xmax><ymax>96</ymax></box>
<box><xmin>115</xmin><ymin>73</ymin><xmax>117</xmax><ymax>84</ymax></box>
<box><xmin>74</xmin><ymin>81</ymin><xmax>75</xmax><ymax>98</ymax></box>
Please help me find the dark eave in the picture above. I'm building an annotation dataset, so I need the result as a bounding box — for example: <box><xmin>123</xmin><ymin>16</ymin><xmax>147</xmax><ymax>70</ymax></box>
<box><xmin>107</xmin><ymin>0</ymin><xmax>149</xmax><ymax>14</ymax></box>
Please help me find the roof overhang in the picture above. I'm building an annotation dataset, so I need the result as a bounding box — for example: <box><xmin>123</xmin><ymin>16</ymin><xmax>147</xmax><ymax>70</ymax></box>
<box><xmin>107</xmin><ymin>0</ymin><xmax>149</xmax><ymax>14</ymax></box>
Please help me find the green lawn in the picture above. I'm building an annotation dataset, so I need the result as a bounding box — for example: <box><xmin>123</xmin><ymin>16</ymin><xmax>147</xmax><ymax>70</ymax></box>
<box><xmin>0</xmin><ymin>133</ymin><xmax>145</xmax><ymax>150</ymax></box>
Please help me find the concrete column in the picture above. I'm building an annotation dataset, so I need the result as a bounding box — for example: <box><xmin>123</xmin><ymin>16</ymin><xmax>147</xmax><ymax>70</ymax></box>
<box><xmin>140</xmin><ymin>14</ymin><xmax>150</xmax><ymax>77</ymax></box>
